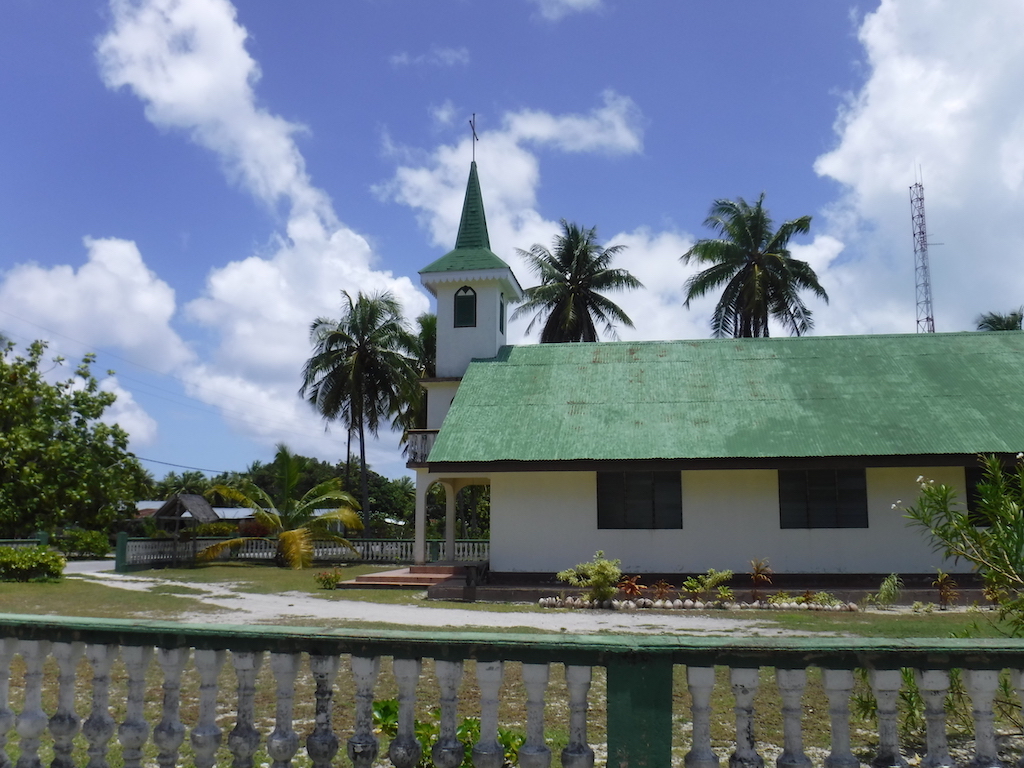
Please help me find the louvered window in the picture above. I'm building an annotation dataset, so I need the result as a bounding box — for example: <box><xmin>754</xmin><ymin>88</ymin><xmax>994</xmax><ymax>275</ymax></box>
<box><xmin>779</xmin><ymin>469</ymin><xmax>868</xmax><ymax>528</ymax></box>
<box><xmin>597</xmin><ymin>471</ymin><xmax>682</xmax><ymax>529</ymax></box>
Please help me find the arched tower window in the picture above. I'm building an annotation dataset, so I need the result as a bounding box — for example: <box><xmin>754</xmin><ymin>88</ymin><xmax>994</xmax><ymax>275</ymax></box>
<box><xmin>454</xmin><ymin>286</ymin><xmax>477</xmax><ymax>328</ymax></box>
<box><xmin>499</xmin><ymin>293</ymin><xmax>506</xmax><ymax>334</ymax></box>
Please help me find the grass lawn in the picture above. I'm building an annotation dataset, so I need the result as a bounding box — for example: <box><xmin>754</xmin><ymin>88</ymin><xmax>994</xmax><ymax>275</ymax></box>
<box><xmin>3</xmin><ymin>564</ymin><xmax>1024</xmax><ymax>767</ymax></box>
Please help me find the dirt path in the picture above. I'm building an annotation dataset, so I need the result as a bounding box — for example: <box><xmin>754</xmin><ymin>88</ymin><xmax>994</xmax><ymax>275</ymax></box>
<box><xmin>69</xmin><ymin>568</ymin><xmax>799</xmax><ymax>636</ymax></box>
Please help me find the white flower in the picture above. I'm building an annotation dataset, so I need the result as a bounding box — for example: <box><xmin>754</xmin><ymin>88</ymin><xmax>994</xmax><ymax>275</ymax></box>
<box><xmin>1017</xmin><ymin>452</ymin><xmax>1023</xmax><ymax>460</ymax></box>
<box><xmin>916</xmin><ymin>475</ymin><xmax>924</xmax><ymax>483</ymax></box>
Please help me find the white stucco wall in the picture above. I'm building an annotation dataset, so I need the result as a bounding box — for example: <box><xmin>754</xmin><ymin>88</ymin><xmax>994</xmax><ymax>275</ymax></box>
<box><xmin>435</xmin><ymin>279</ymin><xmax>507</xmax><ymax>378</ymax></box>
<box><xmin>489</xmin><ymin>467</ymin><xmax>968</xmax><ymax>574</ymax></box>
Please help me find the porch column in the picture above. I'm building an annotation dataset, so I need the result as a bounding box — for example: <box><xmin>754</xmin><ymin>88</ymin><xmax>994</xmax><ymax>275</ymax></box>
<box><xmin>441</xmin><ymin>480</ymin><xmax>457</xmax><ymax>563</ymax></box>
<box><xmin>414</xmin><ymin>471</ymin><xmax>429</xmax><ymax>565</ymax></box>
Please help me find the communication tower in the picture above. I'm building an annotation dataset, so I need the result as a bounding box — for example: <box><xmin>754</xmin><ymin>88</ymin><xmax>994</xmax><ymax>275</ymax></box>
<box><xmin>910</xmin><ymin>180</ymin><xmax>936</xmax><ymax>333</ymax></box>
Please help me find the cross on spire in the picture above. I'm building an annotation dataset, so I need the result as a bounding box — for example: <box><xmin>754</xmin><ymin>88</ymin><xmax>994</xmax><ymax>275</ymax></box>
<box><xmin>469</xmin><ymin>113</ymin><xmax>478</xmax><ymax>161</ymax></box>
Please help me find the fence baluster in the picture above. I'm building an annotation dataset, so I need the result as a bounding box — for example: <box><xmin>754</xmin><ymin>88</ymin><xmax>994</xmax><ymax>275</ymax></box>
<box><xmin>83</xmin><ymin>644</ymin><xmax>119</xmax><ymax>768</ymax></box>
<box><xmin>869</xmin><ymin>669</ymin><xmax>908</xmax><ymax>768</ymax></box>
<box><xmin>390</xmin><ymin>658</ymin><xmax>423</xmax><ymax>768</ymax></box>
<box><xmin>118</xmin><ymin>645</ymin><xmax>154</xmax><ymax>768</ymax></box>
<box><xmin>471</xmin><ymin>660</ymin><xmax>505</xmax><ymax>768</ymax></box>
<box><xmin>306</xmin><ymin>654</ymin><xmax>340</xmax><ymax>768</ymax></box>
<box><xmin>432</xmin><ymin>660</ymin><xmax>464</xmax><ymax>768</ymax></box>
<box><xmin>686</xmin><ymin>666</ymin><xmax>720</xmax><ymax>768</ymax></box>
<box><xmin>520</xmin><ymin>663</ymin><xmax>552</xmax><ymax>768</ymax></box>
<box><xmin>964</xmin><ymin>670</ymin><xmax>1002</xmax><ymax>768</ymax></box>
<box><xmin>15</xmin><ymin>640</ymin><xmax>50</xmax><ymax>768</ymax></box>
<box><xmin>191</xmin><ymin>649</ymin><xmax>227</xmax><ymax>768</ymax></box>
<box><xmin>267</xmin><ymin>653</ymin><xmax>301</xmax><ymax>768</ymax></box>
<box><xmin>48</xmin><ymin>641</ymin><xmax>83</xmax><ymax>768</ymax></box>
<box><xmin>822</xmin><ymin>669</ymin><xmax>858</xmax><ymax>768</ymax></box>
<box><xmin>0</xmin><ymin>639</ymin><xmax>14</xmax><ymax>768</ymax></box>
<box><xmin>776</xmin><ymin>668</ymin><xmax>811</xmax><ymax>768</ymax></box>
<box><xmin>562</xmin><ymin>665</ymin><xmax>595</xmax><ymax>768</ymax></box>
<box><xmin>730</xmin><ymin>667</ymin><xmax>764</xmax><ymax>768</ymax></box>
<box><xmin>154</xmin><ymin>648</ymin><xmax>189</xmax><ymax>768</ymax></box>
<box><xmin>916</xmin><ymin>670</ymin><xmax>953</xmax><ymax>768</ymax></box>
<box><xmin>228</xmin><ymin>651</ymin><xmax>264</xmax><ymax>768</ymax></box>
<box><xmin>348</xmin><ymin>656</ymin><xmax>380</xmax><ymax>768</ymax></box>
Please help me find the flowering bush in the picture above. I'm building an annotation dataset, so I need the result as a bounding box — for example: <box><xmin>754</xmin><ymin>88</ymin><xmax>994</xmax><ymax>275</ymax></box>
<box><xmin>314</xmin><ymin>568</ymin><xmax>345</xmax><ymax>589</ymax></box>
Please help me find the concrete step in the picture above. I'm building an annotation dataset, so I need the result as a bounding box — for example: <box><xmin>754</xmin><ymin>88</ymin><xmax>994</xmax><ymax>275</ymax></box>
<box><xmin>342</xmin><ymin>566</ymin><xmax>464</xmax><ymax>589</ymax></box>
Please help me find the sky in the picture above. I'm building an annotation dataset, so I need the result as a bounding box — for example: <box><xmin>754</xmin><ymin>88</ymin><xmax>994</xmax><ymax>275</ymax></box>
<box><xmin>2</xmin><ymin>0</ymin><xmax>1023</xmax><ymax>483</ymax></box>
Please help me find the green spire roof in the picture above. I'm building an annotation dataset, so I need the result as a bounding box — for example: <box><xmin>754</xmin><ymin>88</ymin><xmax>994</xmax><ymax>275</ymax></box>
<box><xmin>421</xmin><ymin>162</ymin><xmax>511</xmax><ymax>274</ymax></box>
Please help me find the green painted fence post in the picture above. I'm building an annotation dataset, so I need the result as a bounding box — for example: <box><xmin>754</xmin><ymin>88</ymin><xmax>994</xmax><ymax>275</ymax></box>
<box><xmin>606</xmin><ymin>655</ymin><xmax>674</xmax><ymax>767</ymax></box>
<box><xmin>115</xmin><ymin>532</ymin><xmax>128</xmax><ymax>573</ymax></box>
<box><xmin>35</xmin><ymin>531</ymin><xmax>49</xmax><ymax>547</ymax></box>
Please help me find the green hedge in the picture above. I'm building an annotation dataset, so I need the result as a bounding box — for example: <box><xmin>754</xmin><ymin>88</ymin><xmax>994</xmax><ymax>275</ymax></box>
<box><xmin>0</xmin><ymin>546</ymin><xmax>66</xmax><ymax>582</ymax></box>
<box><xmin>55</xmin><ymin>529</ymin><xmax>110</xmax><ymax>558</ymax></box>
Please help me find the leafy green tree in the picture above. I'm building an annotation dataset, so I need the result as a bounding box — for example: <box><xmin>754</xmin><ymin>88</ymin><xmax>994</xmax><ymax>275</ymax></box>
<box><xmin>904</xmin><ymin>455</ymin><xmax>1024</xmax><ymax>634</ymax></box>
<box><xmin>301</xmin><ymin>291</ymin><xmax>416</xmax><ymax>528</ymax></box>
<box><xmin>681</xmin><ymin>194</ymin><xmax>828</xmax><ymax>338</ymax></box>
<box><xmin>976</xmin><ymin>308</ymin><xmax>1024</xmax><ymax>331</ymax></box>
<box><xmin>512</xmin><ymin>220</ymin><xmax>643</xmax><ymax>342</ymax></box>
<box><xmin>200</xmin><ymin>444</ymin><xmax>362</xmax><ymax>569</ymax></box>
<box><xmin>0</xmin><ymin>340</ymin><xmax>149</xmax><ymax>537</ymax></box>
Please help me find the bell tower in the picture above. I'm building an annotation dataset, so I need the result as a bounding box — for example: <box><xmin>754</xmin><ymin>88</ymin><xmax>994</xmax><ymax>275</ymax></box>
<box><xmin>419</xmin><ymin>161</ymin><xmax>523</xmax><ymax>428</ymax></box>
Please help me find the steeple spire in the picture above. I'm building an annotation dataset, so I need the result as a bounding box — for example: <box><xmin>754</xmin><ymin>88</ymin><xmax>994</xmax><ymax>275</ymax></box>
<box><xmin>454</xmin><ymin>161</ymin><xmax>490</xmax><ymax>251</ymax></box>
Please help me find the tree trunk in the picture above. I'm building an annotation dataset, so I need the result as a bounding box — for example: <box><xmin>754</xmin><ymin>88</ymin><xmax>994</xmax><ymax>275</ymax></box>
<box><xmin>345</xmin><ymin>426</ymin><xmax>352</xmax><ymax>490</ymax></box>
<box><xmin>358</xmin><ymin>419</ymin><xmax>370</xmax><ymax>535</ymax></box>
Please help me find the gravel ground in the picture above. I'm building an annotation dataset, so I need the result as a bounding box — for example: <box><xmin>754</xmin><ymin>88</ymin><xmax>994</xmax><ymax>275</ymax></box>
<box><xmin>66</xmin><ymin>566</ymin><xmax>798</xmax><ymax>635</ymax></box>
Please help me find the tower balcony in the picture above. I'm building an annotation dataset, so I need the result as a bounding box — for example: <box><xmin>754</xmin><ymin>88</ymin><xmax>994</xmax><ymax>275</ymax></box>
<box><xmin>406</xmin><ymin>429</ymin><xmax>439</xmax><ymax>467</ymax></box>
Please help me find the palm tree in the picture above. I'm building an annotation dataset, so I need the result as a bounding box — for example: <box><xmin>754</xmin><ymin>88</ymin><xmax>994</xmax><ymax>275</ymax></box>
<box><xmin>199</xmin><ymin>444</ymin><xmax>361</xmax><ymax>569</ymax></box>
<box><xmin>681</xmin><ymin>194</ymin><xmax>828</xmax><ymax>338</ymax></box>
<box><xmin>976</xmin><ymin>308</ymin><xmax>1024</xmax><ymax>331</ymax></box>
<box><xmin>300</xmin><ymin>291</ymin><xmax>416</xmax><ymax>527</ymax></box>
<box><xmin>395</xmin><ymin>313</ymin><xmax>436</xmax><ymax>449</ymax></box>
<box><xmin>511</xmin><ymin>220</ymin><xmax>643</xmax><ymax>342</ymax></box>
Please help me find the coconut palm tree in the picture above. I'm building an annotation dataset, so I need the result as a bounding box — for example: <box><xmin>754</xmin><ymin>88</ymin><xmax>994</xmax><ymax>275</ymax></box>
<box><xmin>511</xmin><ymin>220</ymin><xmax>643</xmax><ymax>342</ymax></box>
<box><xmin>199</xmin><ymin>444</ymin><xmax>362</xmax><ymax>569</ymax></box>
<box><xmin>681</xmin><ymin>194</ymin><xmax>828</xmax><ymax>338</ymax></box>
<box><xmin>395</xmin><ymin>312</ymin><xmax>436</xmax><ymax>451</ymax></box>
<box><xmin>976</xmin><ymin>308</ymin><xmax>1024</xmax><ymax>331</ymax></box>
<box><xmin>300</xmin><ymin>291</ymin><xmax>416</xmax><ymax>527</ymax></box>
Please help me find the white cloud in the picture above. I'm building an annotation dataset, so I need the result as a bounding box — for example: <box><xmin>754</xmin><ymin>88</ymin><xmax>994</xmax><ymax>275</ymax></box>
<box><xmin>100</xmin><ymin>377</ymin><xmax>159</xmax><ymax>447</ymax></box>
<box><xmin>390</xmin><ymin>46</ymin><xmax>470</xmax><ymax>68</ymax></box>
<box><xmin>378</xmin><ymin>95</ymin><xmax>707</xmax><ymax>343</ymax></box>
<box><xmin>94</xmin><ymin>0</ymin><xmax>429</xmax><ymax>473</ymax></box>
<box><xmin>529</xmin><ymin>0</ymin><xmax>603</xmax><ymax>22</ymax></box>
<box><xmin>0</xmin><ymin>237</ymin><xmax>192</xmax><ymax>371</ymax></box>
<box><xmin>431</xmin><ymin>99</ymin><xmax>458</xmax><ymax>128</ymax></box>
<box><xmin>813</xmin><ymin>0</ymin><xmax>1024</xmax><ymax>334</ymax></box>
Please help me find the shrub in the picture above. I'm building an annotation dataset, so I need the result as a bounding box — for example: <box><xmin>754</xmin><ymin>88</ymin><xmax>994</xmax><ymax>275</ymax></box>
<box><xmin>314</xmin><ymin>568</ymin><xmax>346</xmax><ymax>589</ymax></box>
<box><xmin>556</xmin><ymin>551</ymin><xmax>622</xmax><ymax>602</ymax></box>
<box><xmin>238</xmin><ymin>518</ymin><xmax>273</xmax><ymax>538</ymax></box>
<box><xmin>181</xmin><ymin>521</ymin><xmax>238</xmax><ymax>540</ymax></box>
<box><xmin>0</xmin><ymin>546</ymin><xmax>65</xmax><ymax>582</ymax></box>
<box><xmin>55</xmin><ymin>529</ymin><xmax>110</xmax><ymax>558</ymax></box>
<box><xmin>682</xmin><ymin>568</ymin><xmax>734</xmax><ymax>602</ymax></box>
<box><xmin>869</xmin><ymin>573</ymin><xmax>904</xmax><ymax>609</ymax></box>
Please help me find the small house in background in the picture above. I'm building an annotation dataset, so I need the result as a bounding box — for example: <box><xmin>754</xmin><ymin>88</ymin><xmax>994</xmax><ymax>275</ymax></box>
<box><xmin>151</xmin><ymin>494</ymin><xmax>220</xmax><ymax>536</ymax></box>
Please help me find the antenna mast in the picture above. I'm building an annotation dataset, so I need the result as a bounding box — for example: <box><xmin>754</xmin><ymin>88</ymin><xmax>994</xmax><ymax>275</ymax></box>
<box><xmin>910</xmin><ymin>179</ymin><xmax>935</xmax><ymax>333</ymax></box>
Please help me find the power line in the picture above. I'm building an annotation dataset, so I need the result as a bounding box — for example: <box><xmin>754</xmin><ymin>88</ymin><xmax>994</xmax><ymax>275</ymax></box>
<box><xmin>135</xmin><ymin>456</ymin><xmax>237</xmax><ymax>475</ymax></box>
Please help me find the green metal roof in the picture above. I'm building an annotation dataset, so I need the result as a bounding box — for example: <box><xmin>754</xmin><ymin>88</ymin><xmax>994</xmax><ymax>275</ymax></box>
<box><xmin>428</xmin><ymin>332</ymin><xmax>1024</xmax><ymax>464</ymax></box>
<box><xmin>420</xmin><ymin>162</ymin><xmax>512</xmax><ymax>275</ymax></box>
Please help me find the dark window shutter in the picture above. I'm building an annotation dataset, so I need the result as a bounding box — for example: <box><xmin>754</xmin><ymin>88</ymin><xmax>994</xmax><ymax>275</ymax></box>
<box><xmin>778</xmin><ymin>470</ymin><xmax>808</xmax><ymax>528</ymax></box>
<box><xmin>652</xmin><ymin>471</ymin><xmax>683</xmax><ymax>528</ymax></box>
<box><xmin>454</xmin><ymin>287</ymin><xmax>476</xmax><ymax>328</ymax></box>
<box><xmin>597</xmin><ymin>472</ymin><xmax>626</xmax><ymax>528</ymax></box>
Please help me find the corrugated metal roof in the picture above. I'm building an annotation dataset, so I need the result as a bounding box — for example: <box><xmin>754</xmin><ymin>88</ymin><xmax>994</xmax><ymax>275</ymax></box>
<box><xmin>428</xmin><ymin>332</ymin><xmax>1024</xmax><ymax>463</ymax></box>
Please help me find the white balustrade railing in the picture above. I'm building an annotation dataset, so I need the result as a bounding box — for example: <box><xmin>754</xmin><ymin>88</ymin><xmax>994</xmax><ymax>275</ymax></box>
<box><xmin>3</xmin><ymin>615</ymin><xmax>1024</xmax><ymax>767</ymax></box>
<box><xmin>118</xmin><ymin>536</ymin><xmax>488</xmax><ymax>571</ymax></box>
